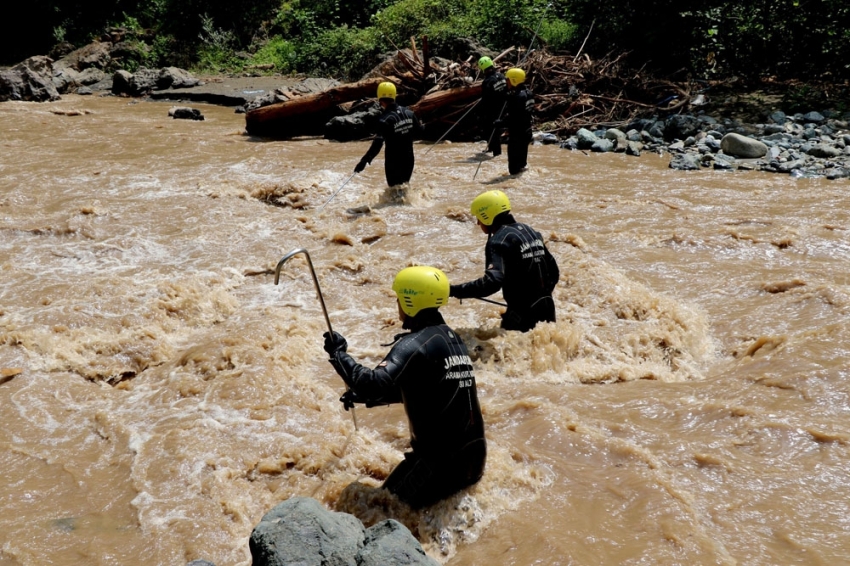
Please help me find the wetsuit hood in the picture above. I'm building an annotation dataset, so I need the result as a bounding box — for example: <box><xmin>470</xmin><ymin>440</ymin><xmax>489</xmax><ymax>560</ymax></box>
<box><xmin>488</xmin><ymin>211</ymin><xmax>517</xmax><ymax>233</ymax></box>
<box><xmin>402</xmin><ymin>307</ymin><xmax>445</xmax><ymax>331</ymax></box>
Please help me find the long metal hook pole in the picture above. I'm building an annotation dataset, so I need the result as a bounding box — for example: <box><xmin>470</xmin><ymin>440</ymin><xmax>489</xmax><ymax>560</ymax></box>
<box><xmin>473</xmin><ymin>101</ymin><xmax>507</xmax><ymax>180</ymax></box>
<box><xmin>424</xmin><ymin>99</ymin><xmax>481</xmax><ymax>155</ymax></box>
<box><xmin>275</xmin><ymin>248</ymin><xmax>333</xmax><ymax>334</ymax></box>
<box><xmin>275</xmin><ymin>248</ymin><xmax>358</xmax><ymax>430</ymax></box>
<box><xmin>459</xmin><ymin>297</ymin><xmax>508</xmax><ymax>307</ymax></box>
<box><xmin>320</xmin><ymin>172</ymin><xmax>357</xmax><ymax>211</ymax></box>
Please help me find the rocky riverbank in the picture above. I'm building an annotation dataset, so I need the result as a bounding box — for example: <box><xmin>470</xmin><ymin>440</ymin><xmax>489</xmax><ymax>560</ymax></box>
<box><xmin>557</xmin><ymin>109</ymin><xmax>850</xmax><ymax>180</ymax></box>
<box><xmin>3</xmin><ymin>37</ymin><xmax>848</xmax><ymax>182</ymax></box>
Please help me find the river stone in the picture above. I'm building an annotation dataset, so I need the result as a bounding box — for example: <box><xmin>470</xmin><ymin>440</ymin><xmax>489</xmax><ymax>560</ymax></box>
<box><xmin>112</xmin><ymin>70</ymin><xmax>133</xmax><ymax>95</ymax></box>
<box><xmin>576</xmin><ymin>128</ymin><xmax>598</xmax><ymax>149</ymax></box>
<box><xmin>669</xmin><ymin>153</ymin><xmax>702</xmax><ymax>170</ymax></box>
<box><xmin>78</xmin><ymin>67</ymin><xmax>105</xmax><ymax>86</ymax></box>
<box><xmin>591</xmin><ymin>138</ymin><xmax>614</xmax><ymax>152</ymax></box>
<box><xmin>807</xmin><ymin>144</ymin><xmax>841</xmax><ymax>158</ymax></box>
<box><xmin>157</xmin><ymin>67</ymin><xmax>200</xmax><ymax>89</ymax></box>
<box><xmin>664</xmin><ymin>114</ymin><xmax>700</xmax><ymax>140</ymax></box>
<box><xmin>720</xmin><ymin>132</ymin><xmax>768</xmax><ymax>158</ymax></box>
<box><xmin>604</xmin><ymin>128</ymin><xmax>626</xmax><ymax>141</ymax></box>
<box><xmin>801</xmin><ymin>111</ymin><xmax>825</xmax><ymax>124</ymax></box>
<box><xmin>358</xmin><ymin>520</ymin><xmax>439</xmax><ymax>566</ymax></box>
<box><xmin>249</xmin><ymin>497</ymin><xmax>365</xmax><ymax>566</ymax></box>
<box><xmin>53</xmin><ymin>67</ymin><xmax>81</xmax><ymax>93</ymax></box>
<box><xmin>169</xmin><ymin>107</ymin><xmax>205</xmax><ymax>121</ymax></box>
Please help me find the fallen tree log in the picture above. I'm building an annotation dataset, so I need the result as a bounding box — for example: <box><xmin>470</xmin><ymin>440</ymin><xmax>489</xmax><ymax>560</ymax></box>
<box><xmin>245</xmin><ymin>77</ymin><xmax>389</xmax><ymax>137</ymax></box>
<box><xmin>409</xmin><ymin>82</ymin><xmax>482</xmax><ymax>118</ymax></box>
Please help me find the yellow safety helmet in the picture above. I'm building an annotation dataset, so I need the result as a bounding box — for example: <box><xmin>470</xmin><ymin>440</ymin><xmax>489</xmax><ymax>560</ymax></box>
<box><xmin>478</xmin><ymin>56</ymin><xmax>494</xmax><ymax>71</ymax></box>
<box><xmin>392</xmin><ymin>266</ymin><xmax>449</xmax><ymax>317</ymax></box>
<box><xmin>470</xmin><ymin>190</ymin><xmax>511</xmax><ymax>226</ymax></box>
<box><xmin>505</xmin><ymin>68</ymin><xmax>526</xmax><ymax>87</ymax></box>
<box><xmin>377</xmin><ymin>81</ymin><xmax>397</xmax><ymax>100</ymax></box>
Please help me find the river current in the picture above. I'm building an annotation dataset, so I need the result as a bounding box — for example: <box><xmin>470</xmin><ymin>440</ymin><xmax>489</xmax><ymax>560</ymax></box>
<box><xmin>1</xmin><ymin>95</ymin><xmax>849</xmax><ymax>565</ymax></box>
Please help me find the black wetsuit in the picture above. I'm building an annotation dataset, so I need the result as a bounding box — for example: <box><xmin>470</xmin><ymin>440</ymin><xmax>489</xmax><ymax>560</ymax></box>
<box><xmin>504</xmin><ymin>85</ymin><xmax>534</xmax><ymax>174</ymax></box>
<box><xmin>327</xmin><ymin>309</ymin><xmax>486</xmax><ymax>508</ymax></box>
<box><xmin>359</xmin><ymin>102</ymin><xmax>423</xmax><ymax>187</ymax></box>
<box><xmin>450</xmin><ymin>213</ymin><xmax>559</xmax><ymax>332</ymax></box>
<box><xmin>479</xmin><ymin>69</ymin><xmax>507</xmax><ymax>155</ymax></box>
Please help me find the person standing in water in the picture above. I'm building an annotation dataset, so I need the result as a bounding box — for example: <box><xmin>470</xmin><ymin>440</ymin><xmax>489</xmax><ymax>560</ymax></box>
<box><xmin>494</xmin><ymin>68</ymin><xmax>534</xmax><ymax>175</ymax></box>
<box><xmin>476</xmin><ymin>56</ymin><xmax>507</xmax><ymax>157</ymax></box>
<box><xmin>354</xmin><ymin>81</ymin><xmax>424</xmax><ymax>188</ymax></box>
<box><xmin>323</xmin><ymin>266</ymin><xmax>486</xmax><ymax>508</ymax></box>
<box><xmin>450</xmin><ymin>190</ymin><xmax>559</xmax><ymax>332</ymax></box>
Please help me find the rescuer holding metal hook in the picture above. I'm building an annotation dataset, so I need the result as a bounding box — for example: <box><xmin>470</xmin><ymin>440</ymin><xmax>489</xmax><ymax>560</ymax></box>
<box><xmin>450</xmin><ymin>190</ymin><xmax>560</xmax><ymax>332</ymax></box>
<box><xmin>322</xmin><ymin>266</ymin><xmax>486</xmax><ymax>508</ymax></box>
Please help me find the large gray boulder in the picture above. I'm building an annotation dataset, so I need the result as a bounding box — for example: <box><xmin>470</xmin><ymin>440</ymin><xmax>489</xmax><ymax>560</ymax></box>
<box><xmin>250</xmin><ymin>497</ymin><xmax>365</xmax><ymax>566</ymax></box>
<box><xmin>325</xmin><ymin>105</ymin><xmax>382</xmax><ymax>141</ymax></box>
<box><xmin>720</xmin><ymin>132</ymin><xmax>768</xmax><ymax>158</ymax></box>
<box><xmin>358</xmin><ymin>519</ymin><xmax>440</xmax><ymax>566</ymax></box>
<box><xmin>0</xmin><ymin>56</ymin><xmax>60</xmax><ymax>102</ymax></box>
<box><xmin>576</xmin><ymin>127</ymin><xmax>599</xmax><ymax>149</ymax></box>
<box><xmin>112</xmin><ymin>67</ymin><xmax>159</xmax><ymax>96</ymax></box>
<box><xmin>52</xmin><ymin>41</ymin><xmax>112</xmax><ymax>72</ymax></box>
<box><xmin>157</xmin><ymin>67</ymin><xmax>200</xmax><ymax>90</ymax></box>
<box><xmin>249</xmin><ymin>497</ymin><xmax>439</xmax><ymax>566</ymax></box>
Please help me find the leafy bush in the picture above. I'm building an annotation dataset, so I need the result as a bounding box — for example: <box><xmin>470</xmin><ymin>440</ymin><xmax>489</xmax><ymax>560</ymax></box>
<box><xmin>295</xmin><ymin>25</ymin><xmax>384</xmax><ymax>80</ymax></box>
<box><xmin>537</xmin><ymin>19</ymin><xmax>577</xmax><ymax>53</ymax></box>
<box><xmin>249</xmin><ymin>37</ymin><xmax>297</xmax><ymax>74</ymax></box>
<box><xmin>194</xmin><ymin>14</ymin><xmax>241</xmax><ymax>73</ymax></box>
<box><xmin>371</xmin><ymin>0</ymin><xmax>466</xmax><ymax>46</ymax></box>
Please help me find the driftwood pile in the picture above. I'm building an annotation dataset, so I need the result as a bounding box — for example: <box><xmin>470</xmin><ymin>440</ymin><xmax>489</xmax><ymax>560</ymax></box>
<box><xmin>245</xmin><ymin>43</ymin><xmax>694</xmax><ymax>140</ymax></box>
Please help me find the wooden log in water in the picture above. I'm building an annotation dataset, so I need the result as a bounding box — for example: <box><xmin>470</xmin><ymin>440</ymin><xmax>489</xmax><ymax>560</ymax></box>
<box><xmin>410</xmin><ymin>83</ymin><xmax>482</xmax><ymax>118</ymax></box>
<box><xmin>245</xmin><ymin>77</ymin><xmax>389</xmax><ymax>137</ymax></box>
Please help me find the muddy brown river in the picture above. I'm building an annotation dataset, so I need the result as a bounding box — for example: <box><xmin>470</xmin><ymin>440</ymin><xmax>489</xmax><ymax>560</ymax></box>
<box><xmin>1</xmin><ymin>95</ymin><xmax>849</xmax><ymax>565</ymax></box>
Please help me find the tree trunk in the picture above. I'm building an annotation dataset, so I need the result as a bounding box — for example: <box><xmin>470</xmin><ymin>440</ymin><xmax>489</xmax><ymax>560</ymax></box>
<box><xmin>245</xmin><ymin>77</ymin><xmax>387</xmax><ymax>137</ymax></box>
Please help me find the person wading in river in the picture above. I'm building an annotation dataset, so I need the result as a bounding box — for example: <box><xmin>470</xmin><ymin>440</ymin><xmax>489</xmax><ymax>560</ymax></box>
<box><xmin>493</xmin><ymin>68</ymin><xmax>534</xmax><ymax>175</ymax></box>
<box><xmin>354</xmin><ymin>81</ymin><xmax>423</xmax><ymax>188</ymax></box>
<box><xmin>477</xmin><ymin>56</ymin><xmax>507</xmax><ymax>157</ymax></box>
<box><xmin>323</xmin><ymin>266</ymin><xmax>486</xmax><ymax>508</ymax></box>
<box><xmin>450</xmin><ymin>190</ymin><xmax>559</xmax><ymax>332</ymax></box>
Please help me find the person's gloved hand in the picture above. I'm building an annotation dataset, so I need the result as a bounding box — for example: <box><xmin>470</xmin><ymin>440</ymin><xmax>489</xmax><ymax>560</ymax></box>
<box><xmin>323</xmin><ymin>331</ymin><xmax>348</xmax><ymax>355</ymax></box>
<box><xmin>339</xmin><ymin>390</ymin><xmax>363</xmax><ymax>411</ymax></box>
<box><xmin>449</xmin><ymin>285</ymin><xmax>460</xmax><ymax>298</ymax></box>
<box><xmin>354</xmin><ymin>159</ymin><xmax>367</xmax><ymax>173</ymax></box>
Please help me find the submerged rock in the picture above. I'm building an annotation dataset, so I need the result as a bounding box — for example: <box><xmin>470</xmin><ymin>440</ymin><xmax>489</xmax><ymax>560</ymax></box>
<box><xmin>249</xmin><ymin>497</ymin><xmax>439</xmax><ymax>566</ymax></box>
<box><xmin>169</xmin><ymin>107</ymin><xmax>205</xmax><ymax>121</ymax></box>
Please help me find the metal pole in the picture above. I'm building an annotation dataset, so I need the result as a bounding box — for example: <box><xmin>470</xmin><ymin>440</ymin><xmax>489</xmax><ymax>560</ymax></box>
<box><xmin>424</xmin><ymin>99</ymin><xmax>481</xmax><ymax>155</ymax></box>
<box><xmin>275</xmin><ymin>248</ymin><xmax>358</xmax><ymax>430</ymax></box>
<box><xmin>459</xmin><ymin>296</ymin><xmax>508</xmax><ymax>307</ymax></box>
<box><xmin>473</xmin><ymin>101</ymin><xmax>507</xmax><ymax>180</ymax></box>
<box><xmin>320</xmin><ymin>172</ymin><xmax>357</xmax><ymax>211</ymax></box>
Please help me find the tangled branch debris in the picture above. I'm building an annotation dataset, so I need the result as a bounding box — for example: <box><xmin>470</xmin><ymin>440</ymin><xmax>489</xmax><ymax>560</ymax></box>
<box><xmin>246</xmin><ymin>45</ymin><xmax>695</xmax><ymax>139</ymax></box>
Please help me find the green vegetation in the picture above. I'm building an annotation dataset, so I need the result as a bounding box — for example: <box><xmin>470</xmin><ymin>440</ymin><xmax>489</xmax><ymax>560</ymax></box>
<box><xmin>2</xmin><ymin>0</ymin><xmax>848</xmax><ymax>83</ymax></box>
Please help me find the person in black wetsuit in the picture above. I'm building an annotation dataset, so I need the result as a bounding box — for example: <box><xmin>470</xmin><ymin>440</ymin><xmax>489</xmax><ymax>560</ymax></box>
<box><xmin>450</xmin><ymin>190</ymin><xmax>559</xmax><ymax>332</ymax></box>
<box><xmin>476</xmin><ymin>56</ymin><xmax>507</xmax><ymax>157</ymax></box>
<box><xmin>354</xmin><ymin>81</ymin><xmax>423</xmax><ymax>188</ymax></box>
<box><xmin>495</xmin><ymin>68</ymin><xmax>534</xmax><ymax>175</ymax></box>
<box><xmin>322</xmin><ymin>266</ymin><xmax>486</xmax><ymax>509</ymax></box>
